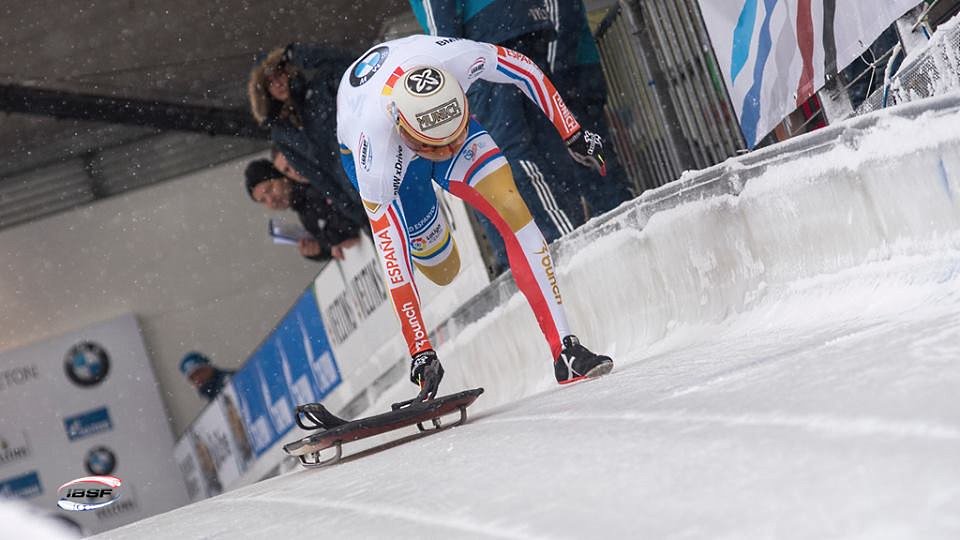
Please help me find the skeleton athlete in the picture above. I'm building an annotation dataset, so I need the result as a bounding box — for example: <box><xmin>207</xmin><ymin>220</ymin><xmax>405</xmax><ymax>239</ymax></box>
<box><xmin>336</xmin><ymin>35</ymin><xmax>613</xmax><ymax>398</ymax></box>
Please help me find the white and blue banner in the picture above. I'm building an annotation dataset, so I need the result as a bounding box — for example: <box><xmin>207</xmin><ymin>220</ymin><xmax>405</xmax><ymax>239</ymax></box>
<box><xmin>229</xmin><ymin>289</ymin><xmax>340</xmax><ymax>458</ymax></box>
<box><xmin>698</xmin><ymin>0</ymin><xmax>920</xmax><ymax>147</ymax></box>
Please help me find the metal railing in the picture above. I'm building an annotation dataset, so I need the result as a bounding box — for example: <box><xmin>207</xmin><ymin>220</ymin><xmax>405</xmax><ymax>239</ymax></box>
<box><xmin>595</xmin><ymin>0</ymin><xmax>745</xmax><ymax>194</ymax></box>
<box><xmin>856</xmin><ymin>11</ymin><xmax>960</xmax><ymax>115</ymax></box>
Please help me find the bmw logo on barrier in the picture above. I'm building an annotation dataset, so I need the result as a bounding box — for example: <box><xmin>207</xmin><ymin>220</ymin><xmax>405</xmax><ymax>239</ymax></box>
<box><xmin>84</xmin><ymin>446</ymin><xmax>117</xmax><ymax>476</ymax></box>
<box><xmin>57</xmin><ymin>476</ymin><xmax>122</xmax><ymax>512</ymax></box>
<box><xmin>350</xmin><ymin>46</ymin><xmax>389</xmax><ymax>87</ymax></box>
<box><xmin>64</xmin><ymin>342</ymin><xmax>110</xmax><ymax>387</ymax></box>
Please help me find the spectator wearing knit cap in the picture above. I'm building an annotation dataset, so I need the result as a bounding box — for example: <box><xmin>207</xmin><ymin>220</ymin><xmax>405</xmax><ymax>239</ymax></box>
<box><xmin>244</xmin><ymin>159</ymin><xmax>364</xmax><ymax>262</ymax></box>
<box><xmin>180</xmin><ymin>352</ymin><xmax>234</xmax><ymax>402</ymax></box>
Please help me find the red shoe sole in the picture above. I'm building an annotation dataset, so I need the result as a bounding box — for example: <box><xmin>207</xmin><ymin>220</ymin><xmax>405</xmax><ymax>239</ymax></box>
<box><xmin>557</xmin><ymin>361</ymin><xmax>614</xmax><ymax>385</ymax></box>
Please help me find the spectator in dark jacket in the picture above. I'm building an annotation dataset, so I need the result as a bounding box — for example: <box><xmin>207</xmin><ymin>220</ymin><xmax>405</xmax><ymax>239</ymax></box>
<box><xmin>247</xmin><ymin>44</ymin><xmax>365</xmax><ymax>229</ymax></box>
<box><xmin>245</xmin><ymin>159</ymin><xmax>363</xmax><ymax>262</ymax></box>
<box><xmin>408</xmin><ymin>1</ymin><xmax>631</xmax><ymax>275</ymax></box>
<box><xmin>545</xmin><ymin>1</ymin><xmax>634</xmax><ymax>216</ymax></box>
<box><xmin>180</xmin><ymin>352</ymin><xmax>233</xmax><ymax>402</ymax></box>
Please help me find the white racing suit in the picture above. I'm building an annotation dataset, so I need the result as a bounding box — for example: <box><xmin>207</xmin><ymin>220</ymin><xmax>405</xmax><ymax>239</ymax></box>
<box><xmin>337</xmin><ymin>35</ymin><xmax>584</xmax><ymax>360</ymax></box>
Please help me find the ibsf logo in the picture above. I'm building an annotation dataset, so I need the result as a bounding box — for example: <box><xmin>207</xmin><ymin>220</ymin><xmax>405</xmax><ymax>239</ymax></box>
<box><xmin>467</xmin><ymin>57</ymin><xmax>486</xmax><ymax>79</ymax></box>
<box><xmin>57</xmin><ymin>476</ymin><xmax>122</xmax><ymax>512</ymax></box>
<box><xmin>64</xmin><ymin>341</ymin><xmax>110</xmax><ymax>387</ymax></box>
<box><xmin>358</xmin><ymin>133</ymin><xmax>373</xmax><ymax>172</ymax></box>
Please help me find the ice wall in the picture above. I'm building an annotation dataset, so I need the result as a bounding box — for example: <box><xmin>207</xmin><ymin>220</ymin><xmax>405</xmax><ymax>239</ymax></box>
<box><xmin>379</xmin><ymin>94</ymin><xmax>960</xmax><ymax>415</ymax></box>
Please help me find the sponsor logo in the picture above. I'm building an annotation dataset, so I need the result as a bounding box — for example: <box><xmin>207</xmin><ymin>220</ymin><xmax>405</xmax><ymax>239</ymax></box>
<box><xmin>376</xmin><ymin>229</ymin><xmax>404</xmax><ymax>285</ymax></box>
<box><xmin>463</xmin><ymin>142</ymin><xmax>479</xmax><ymax>161</ymax></box>
<box><xmin>350</xmin><ymin>46</ymin><xmax>390</xmax><ymax>87</ymax></box>
<box><xmin>416</xmin><ymin>98</ymin><xmax>462</xmax><ymax>132</ymax></box>
<box><xmin>467</xmin><ymin>57</ymin><xmax>486</xmax><ymax>79</ymax></box>
<box><xmin>64</xmin><ymin>341</ymin><xmax>110</xmax><ymax>387</ymax></box>
<box><xmin>222</xmin><ymin>394</ymin><xmax>253</xmax><ymax>466</ymax></box>
<box><xmin>57</xmin><ymin>475</ymin><xmax>122</xmax><ymax>512</ymax></box>
<box><xmin>84</xmin><ymin>446</ymin><xmax>117</xmax><ymax>476</ymax></box>
<box><xmin>358</xmin><ymin>133</ymin><xmax>373</xmax><ymax>172</ymax></box>
<box><xmin>0</xmin><ymin>470</ymin><xmax>42</xmax><ymax>499</ymax></box>
<box><xmin>405</xmin><ymin>67</ymin><xmax>443</xmax><ymax>96</ymax></box>
<box><xmin>0</xmin><ymin>364</ymin><xmax>39</xmax><ymax>391</ymax></box>
<box><xmin>410</xmin><ymin>204</ymin><xmax>439</xmax><ymax>233</ymax></box>
<box><xmin>0</xmin><ymin>433</ymin><xmax>31</xmax><ymax>467</ymax></box>
<box><xmin>552</xmin><ymin>92</ymin><xmax>579</xmax><ymax>134</ymax></box>
<box><xmin>434</xmin><ymin>37</ymin><xmax>460</xmax><ymax>46</ymax></box>
<box><xmin>64</xmin><ymin>407</ymin><xmax>113</xmax><ymax>441</ymax></box>
<box><xmin>95</xmin><ymin>493</ymin><xmax>138</xmax><ymax>521</ymax></box>
<box><xmin>400</xmin><ymin>300</ymin><xmax>429</xmax><ymax>351</ymax></box>
<box><xmin>391</xmin><ymin>145</ymin><xmax>404</xmax><ymax>194</ymax></box>
<box><xmin>412</xmin><ymin>220</ymin><xmax>446</xmax><ymax>257</ymax></box>
<box><xmin>535</xmin><ymin>242</ymin><xmax>562</xmax><ymax>304</ymax></box>
<box><xmin>529</xmin><ymin>6</ymin><xmax>550</xmax><ymax>21</ymax></box>
<box><xmin>501</xmin><ymin>47</ymin><xmax>529</xmax><ymax>63</ymax></box>
<box><xmin>363</xmin><ymin>200</ymin><xmax>382</xmax><ymax>214</ymax></box>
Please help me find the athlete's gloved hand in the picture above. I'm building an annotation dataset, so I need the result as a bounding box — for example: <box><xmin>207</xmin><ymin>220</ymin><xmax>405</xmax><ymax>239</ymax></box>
<box><xmin>565</xmin><ymin>128</ymin><xmax>607</xmax><ymax>176</ymax></box>
<box><xmin>410</xmin><ymin>349</ymin><xmax>444</xmax><ymax>401</ymax></box>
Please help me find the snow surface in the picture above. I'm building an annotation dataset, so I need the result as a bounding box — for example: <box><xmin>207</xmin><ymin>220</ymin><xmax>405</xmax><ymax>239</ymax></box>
<box><xmin>93</xmin><ymin>101</ymin><xmax>960</xmax><ymax>538</ymax></box>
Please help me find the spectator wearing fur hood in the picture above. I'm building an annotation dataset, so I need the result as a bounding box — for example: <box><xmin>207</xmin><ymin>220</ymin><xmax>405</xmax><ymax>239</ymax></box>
<box><xmin>247</xmin><ymin>43</ymin><xmax>363</xmax><ymax>228</ymax></box>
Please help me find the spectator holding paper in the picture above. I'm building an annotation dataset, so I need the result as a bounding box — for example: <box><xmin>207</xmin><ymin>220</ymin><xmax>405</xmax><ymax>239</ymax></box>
<box><xmin>244</xmin><ymin>159</ymin><xmax>364</xmax><ymax>262</ymax></box>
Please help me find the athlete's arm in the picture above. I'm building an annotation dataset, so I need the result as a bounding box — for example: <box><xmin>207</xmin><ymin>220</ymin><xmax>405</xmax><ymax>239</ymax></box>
<box><xmin>476</xmin><ymin>45</ymin><xmax>582</xmax><ymax>142</ymax></box>
<box><xmin>338</xmin><ymin>135</ymin><xmax>434</xmax><ymax>358</ymax></box>
<box><xmin>458</xmin><ymin>43</ymin><xmax>605</xmax><ymax>175</ymax></box>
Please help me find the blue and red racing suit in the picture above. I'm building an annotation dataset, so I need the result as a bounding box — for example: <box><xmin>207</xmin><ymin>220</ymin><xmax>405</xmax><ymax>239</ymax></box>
<box><xmin>337</xmin><ymin>35</ymin><xmax>585</xmax><ymax>360</ymax></box>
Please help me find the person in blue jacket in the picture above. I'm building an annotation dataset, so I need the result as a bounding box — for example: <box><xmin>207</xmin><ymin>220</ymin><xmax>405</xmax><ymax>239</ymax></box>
<box><xmin>248</xmin><ymin>43</ymin><xmax>367</xmax><ymax>229</ymax></box>
<box><xmin>180</xmin><ymin>352</ymin><xmax>234</xmax><ymax>402</ymax></box>
<box><xmin>548</xmin><ymin>1</ymin><xmax>633</xmax><ymax>217</ymax></box>
<box><xmin>409</xmin><ymin>0</ymin><xmax>577</xmax><ymax>275</ymax></box>
<box><xmin>408</xmin><ymin>0</ymin><xmax>632</xmax><ymax>274</ymax></box>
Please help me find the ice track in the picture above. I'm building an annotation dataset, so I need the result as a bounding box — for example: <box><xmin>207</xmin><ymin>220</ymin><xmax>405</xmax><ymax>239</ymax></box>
<box><xmin>96</xmin><ymin>100</ymin><xmax>960</xmax><ymax>539</ymax></box>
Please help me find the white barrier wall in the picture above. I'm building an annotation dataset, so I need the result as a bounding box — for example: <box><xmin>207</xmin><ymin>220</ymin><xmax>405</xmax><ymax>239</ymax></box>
<box><xmin>400</xmin><ymin>95</ymin><xmax>960</xmax><ymax>413</ymax></box>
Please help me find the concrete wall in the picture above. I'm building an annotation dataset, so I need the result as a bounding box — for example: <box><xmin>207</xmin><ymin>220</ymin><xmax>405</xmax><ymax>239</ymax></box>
<box><xmin>0</xmin><ymin>153</ymin><xmax>322</xmax><ymax>435</ymax></box>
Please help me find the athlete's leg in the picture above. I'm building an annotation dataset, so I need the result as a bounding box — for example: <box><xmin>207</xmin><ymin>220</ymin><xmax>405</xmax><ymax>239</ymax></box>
<box><xmin>467</xmin><ymin>81</ymin><xmax>580</xmax><ymax>252</ymax></box>
<box><xmin>437</xmin><ymin>121</ymin><xmax>572</xmax><ymax>358</ymax></box>
<box><xmin>395</xmin><ymin>167</ymin><xmax>460</xmax><ymax>286</ymax></box>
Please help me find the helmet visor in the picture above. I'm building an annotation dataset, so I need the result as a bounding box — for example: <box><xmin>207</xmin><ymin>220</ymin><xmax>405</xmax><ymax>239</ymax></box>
<box><xmin>397</xmin><ymin>123</ymin><xmax>467</xmax><ymax>162</ymax></box>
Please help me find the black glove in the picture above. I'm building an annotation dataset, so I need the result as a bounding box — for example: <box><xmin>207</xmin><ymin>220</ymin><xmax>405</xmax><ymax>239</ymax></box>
<box><xmin>565</xmin><ymin>129</ymin><xmax>607</xmax><ymax>176</ymax></box>
<box><xmin>410</xmin><ymin>350</ymin><xmax>444</xmax><ymax>401</ymax></box>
